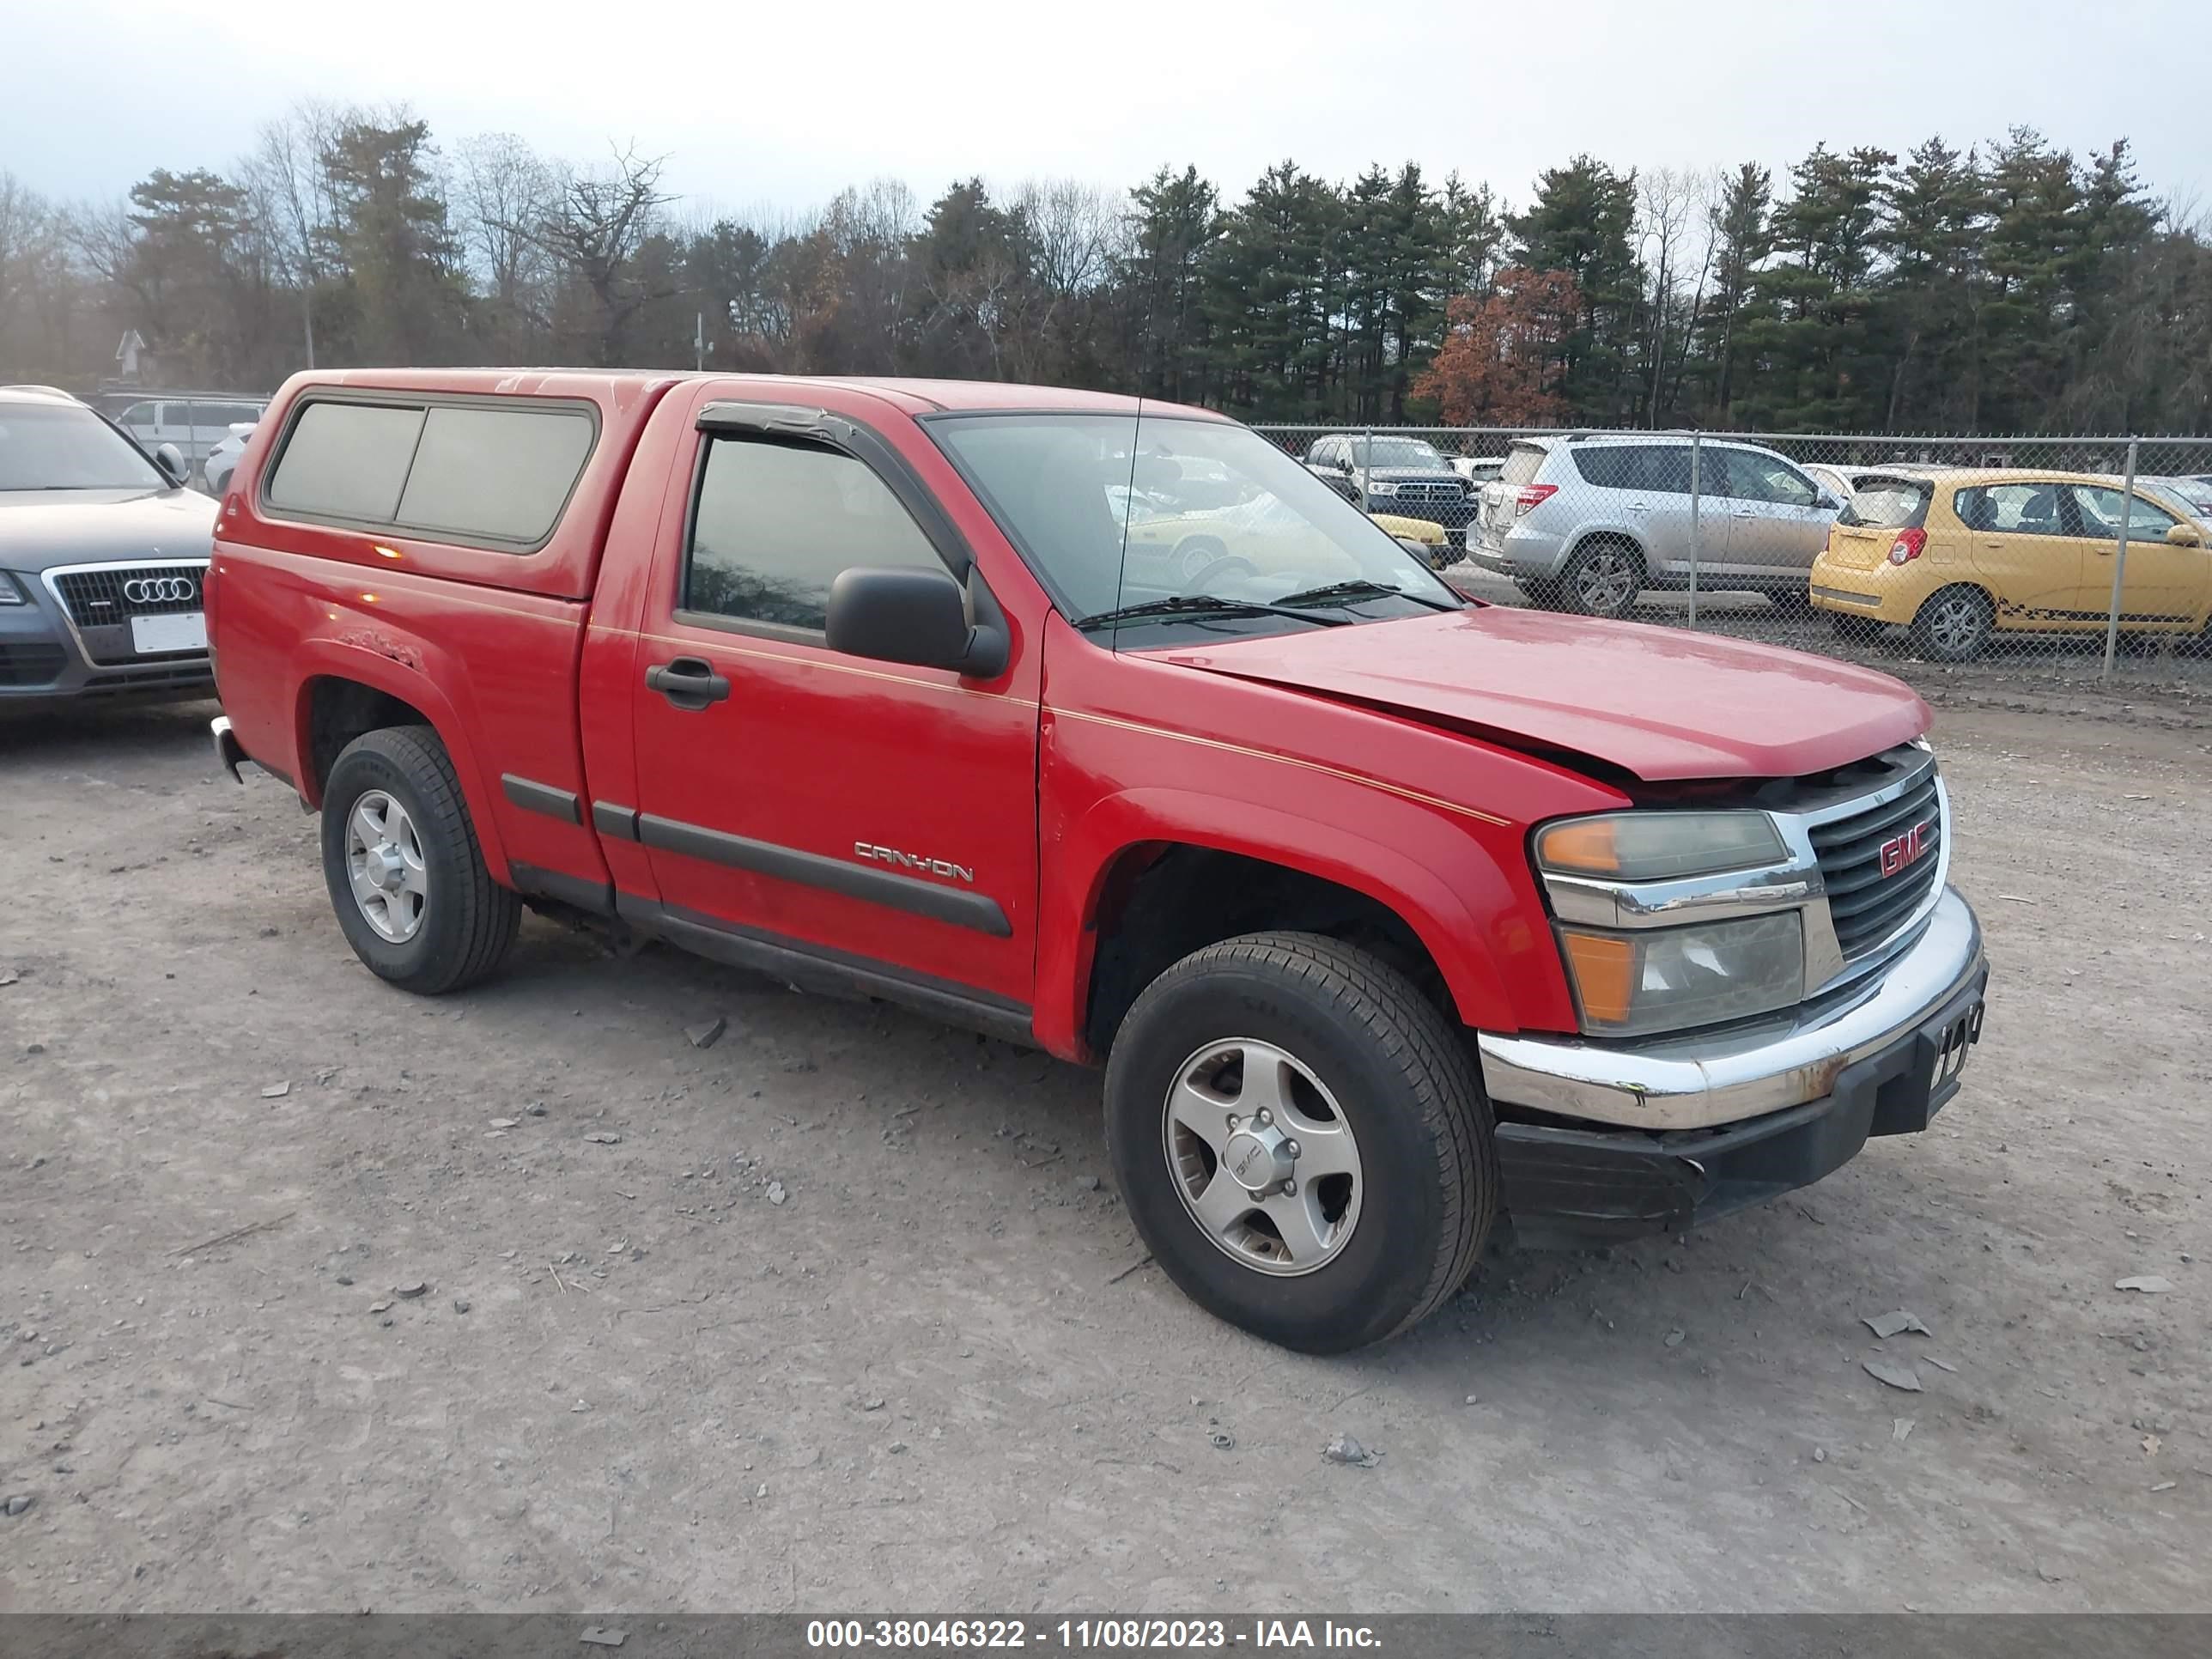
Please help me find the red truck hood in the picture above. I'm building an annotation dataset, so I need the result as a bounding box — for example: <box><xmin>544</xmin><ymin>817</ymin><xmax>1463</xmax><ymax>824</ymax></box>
<box><xmin>1153</xmin><ymin>605</ymin><xmax>1930</xmax><ymax>781</ymax></box>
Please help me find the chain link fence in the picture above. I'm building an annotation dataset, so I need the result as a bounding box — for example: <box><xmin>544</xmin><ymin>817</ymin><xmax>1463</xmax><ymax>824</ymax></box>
<box><xmin>1255</xmin><ymin>424</ymin><xmax>2212</xmax><ymax>696</ymax></box>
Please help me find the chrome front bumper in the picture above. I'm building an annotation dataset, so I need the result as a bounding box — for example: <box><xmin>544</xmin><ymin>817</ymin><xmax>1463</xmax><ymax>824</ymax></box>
<box><xmin>1479</xmin><ymin>886</ymin><xmax>1986</xmax><ymax>1131</ymax></box>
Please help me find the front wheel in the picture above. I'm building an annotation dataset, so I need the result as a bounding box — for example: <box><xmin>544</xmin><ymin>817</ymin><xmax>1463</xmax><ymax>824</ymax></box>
<box><xmin>1103</xmin><ymin>933</ymin><xmax>1496</xmax><ymax>1352</ymax></box>
<box><xmin>321</xmin><ymin>725</ymin><xmax>521</xmax><ymax>994</ymax></box>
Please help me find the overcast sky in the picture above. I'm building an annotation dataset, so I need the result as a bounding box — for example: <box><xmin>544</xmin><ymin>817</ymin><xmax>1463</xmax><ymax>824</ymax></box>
<box><xmin>7</xmin><ymin>0</ymin><xmax>2205</xmax><ymax>221</ymax></box>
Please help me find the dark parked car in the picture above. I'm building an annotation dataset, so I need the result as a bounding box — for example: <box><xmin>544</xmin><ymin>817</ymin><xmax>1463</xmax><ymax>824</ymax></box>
<box><xmin>0</xmin><ymin>385</ymin><xmax>218</xmax><ymax>705</ymax></box>
<box><xmin>1303</xmin><ymin>434</ymin><xmax>1474</xmax><ymax>547</ymax></box>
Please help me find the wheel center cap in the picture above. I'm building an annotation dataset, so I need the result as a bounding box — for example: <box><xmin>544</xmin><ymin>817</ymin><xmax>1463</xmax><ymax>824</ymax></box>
<box><xmin>366</xmin><ymin>844</ymin><xmax>405</xmax><ymax>891</ymax></box>
<box><xmin>1224</xmin><ymin>1126</ymin><xmax>1294</xmax><ymax>1194</ymax></box>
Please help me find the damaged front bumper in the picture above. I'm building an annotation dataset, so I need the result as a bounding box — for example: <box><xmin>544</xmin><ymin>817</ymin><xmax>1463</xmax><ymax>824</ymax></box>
<box><xmin>1479</xmin><ymin>886</ymin><xmax>1988</xmax><ymax>1245</ymax></box>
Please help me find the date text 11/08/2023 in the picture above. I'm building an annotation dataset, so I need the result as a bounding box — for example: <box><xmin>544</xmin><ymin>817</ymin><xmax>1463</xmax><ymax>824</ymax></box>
<box><xmin>805</xmin><ymin>1620</ymin><xmax>1382</xmax><ymax>1649</ymax></box>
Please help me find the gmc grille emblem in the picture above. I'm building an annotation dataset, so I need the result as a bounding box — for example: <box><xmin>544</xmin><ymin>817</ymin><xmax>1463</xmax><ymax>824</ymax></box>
<box><xmin>1879</xmin><ymin>821</ymin><xmax>1932</xmax><ymax>878</ymax></box>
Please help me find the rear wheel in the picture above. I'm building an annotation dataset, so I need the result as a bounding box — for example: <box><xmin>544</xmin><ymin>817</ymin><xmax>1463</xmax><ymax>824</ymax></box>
<box><xmin>1103</xmin><ymin>932</ymin><xmax>1496</xmax><ymax>1353</ymax></box>
<box><xmin>1909</xmin><ymin>585</ymin><xmax>1994</xmax><ymax>663</ymax></box>
<box><xmin>1559</xmin><ymin>538</ymin><xmax>1644</xmax><ymax>619</ymax></box>
<box><xmin>321</xmin><ymin>726</ymin><xmax>520</xmax><ymax>995</ymax></box>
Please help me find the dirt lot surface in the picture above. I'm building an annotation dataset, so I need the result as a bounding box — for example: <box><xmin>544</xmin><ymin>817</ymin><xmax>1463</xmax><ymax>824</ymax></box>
<box><xmin>3</xmin><ymin>692</ymin><xmax>2208</xmax><ymax>1613</ymax></box>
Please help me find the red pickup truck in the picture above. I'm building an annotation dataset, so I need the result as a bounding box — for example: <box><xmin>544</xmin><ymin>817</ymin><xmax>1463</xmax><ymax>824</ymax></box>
<box><xmin>205</xmin><ymin>370</ymin><xmax>1988</xmax><ymax>1352</ymax></box>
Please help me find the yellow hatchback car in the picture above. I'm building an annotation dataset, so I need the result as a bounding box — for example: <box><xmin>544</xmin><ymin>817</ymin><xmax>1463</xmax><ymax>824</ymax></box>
<box><xmin>1810</xmin><ymin>470</ymin><xmax>2212</xmax><ymax>660</ymax></box>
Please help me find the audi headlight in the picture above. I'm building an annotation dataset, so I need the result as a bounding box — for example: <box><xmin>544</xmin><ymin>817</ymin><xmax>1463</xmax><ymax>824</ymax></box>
<box><xmin>1537</xmin><ymin>811</ymin><xmax>1786</xmax><ymax>882</ymax></box>
<box><xmin>0</xmin><ymin>573</ymin><xmax>25</xmax><ymax>605</ymax></box>
<box><xmin>1558</xmin><ymin>912</ymin><xmax>1805</xmax><ymax>1037</ymax></box>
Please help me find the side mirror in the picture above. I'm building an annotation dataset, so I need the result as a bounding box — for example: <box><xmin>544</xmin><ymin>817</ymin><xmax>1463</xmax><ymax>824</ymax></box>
<box><xmin>1817</xmin><ymin>491</ymin><xmax>1844</xmax><ymax>513</ymax></box>
<box><xmin>2166</xmin><ymin>522</ymin><xmax>2205</xmax><ymax>548</ymax></box>
<box><xmin>154</xmin><ymin>442</ymin><xmax>189</xmax><ymax>487</ymax></box>
<box><xmin>825</xmin><ymin>565</ymin><xmax>1007</xmax><ymax>678</ymax></box>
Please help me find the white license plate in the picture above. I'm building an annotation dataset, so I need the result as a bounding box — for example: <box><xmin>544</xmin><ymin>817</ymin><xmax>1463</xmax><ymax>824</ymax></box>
<box><xmin>131</xmin><ymin>611</ymin><xmax>207</xmax><ymax>653</ymax></box>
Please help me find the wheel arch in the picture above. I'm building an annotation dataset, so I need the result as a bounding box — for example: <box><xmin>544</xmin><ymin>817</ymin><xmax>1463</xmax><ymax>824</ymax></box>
<box><xmin>1566</xmin><ymin>526</ymin><xmax>1649</xmax><ymax>566</ymax></box>
<box><xmin>1044</xmin><ymin>789</ymin><xmax>1528</xmax><ymax>1062</ymax></box>
<box><xmin>289</xmin><ymin>649</ymin><xmax>514</xmax><ymax>884</ymax></box>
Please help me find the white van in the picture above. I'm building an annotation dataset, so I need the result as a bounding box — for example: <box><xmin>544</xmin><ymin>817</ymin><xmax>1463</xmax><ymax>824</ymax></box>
<box><xmin>113</xmin><ymin>396</ymin><xmax>268</xmax><ymax>483</ymax></box>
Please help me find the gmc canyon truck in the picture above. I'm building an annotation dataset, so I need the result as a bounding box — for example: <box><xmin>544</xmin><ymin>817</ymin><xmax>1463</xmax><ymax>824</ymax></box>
<box><xmin>205</xmin><ymin>371</ymin><xmax>1989</xmax><ymax>1353</ymax></box>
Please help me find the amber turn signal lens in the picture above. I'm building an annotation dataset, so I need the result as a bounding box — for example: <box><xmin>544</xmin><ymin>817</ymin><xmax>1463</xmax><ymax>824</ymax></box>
<box><xmin>1538</xmin><ymin>818</ymin><xmax>1620</xmax><ymax>875</ymax></box>
<box><xmin>1559</xmin><ymin>930</ymin><xmax>1636</xmax><ymax>1026</ymax></box>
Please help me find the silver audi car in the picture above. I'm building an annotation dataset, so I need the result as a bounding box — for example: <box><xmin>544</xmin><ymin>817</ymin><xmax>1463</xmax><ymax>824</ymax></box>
<box><xmin>0</xmin><ymin>385</ymin><xmax>219</xmax><ymax>706</ymax></box>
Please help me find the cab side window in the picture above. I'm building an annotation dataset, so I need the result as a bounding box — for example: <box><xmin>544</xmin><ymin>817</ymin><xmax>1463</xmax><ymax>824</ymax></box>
<box><xmin>684</xmin><ymin>435</ymin><xmax>947</xmax><ymax>634</ymax></box>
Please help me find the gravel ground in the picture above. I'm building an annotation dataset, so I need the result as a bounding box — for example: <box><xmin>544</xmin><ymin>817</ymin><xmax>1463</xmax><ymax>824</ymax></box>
<box><xmin>2</xmin><ymin>691</ymin><xmax>2207</xmax><ymax>1613</ymax></box>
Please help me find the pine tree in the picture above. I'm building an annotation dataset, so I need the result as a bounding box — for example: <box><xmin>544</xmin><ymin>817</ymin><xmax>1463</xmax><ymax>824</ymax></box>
<box><xmin>1875</xmin><ymin>138</ymin><xmax>1987</xmax><ymax>429</ymax></box>
<box><xmin>1506</xmin><ymin>155</ymin><xmax>1643</xmax><ymax>422</ymax></box>
<box><xmin>1736</xmin><ymin>144</ymin><xmax>1893</xmax><ymax>429</ymax></box>
<box><xmin>318</xmin><ymin>116</ymin><xmax>469</xmax><ymax>366</ymax></box>
<box><xmin>1976</xmin><ymin>129</ymin><xmax>2077</xmax><ymax>429</ymax></box>
<box><xmin>1698</xmin><ymin>162</ymin><xmax>1772</xmax><ymax>422</ymax></box>
<box><xmin>1123</xmin><ymin>166</ymin><xmax>1221</xmax><ymax>404</ymax></box>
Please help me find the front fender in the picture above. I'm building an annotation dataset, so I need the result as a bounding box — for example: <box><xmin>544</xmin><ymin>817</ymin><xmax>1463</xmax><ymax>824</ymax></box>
<box><xmin>1034</xmin><ymin>783</ymin><xmax>1549</xmax><ymax>1061</ymax></box>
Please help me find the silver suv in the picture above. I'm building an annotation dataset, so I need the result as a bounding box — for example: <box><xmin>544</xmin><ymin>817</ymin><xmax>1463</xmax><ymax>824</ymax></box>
<box><xmin>1468</xmin><ymin>435</ymin><xmax>1845</xmax><ymax>617</ymax></box>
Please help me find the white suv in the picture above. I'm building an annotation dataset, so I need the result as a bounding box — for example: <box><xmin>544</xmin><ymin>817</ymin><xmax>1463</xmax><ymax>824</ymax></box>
<box><xmin>1468</xmin><ymin>435</ymin><xmax>1845</xmax><ymax>617</ymax></box>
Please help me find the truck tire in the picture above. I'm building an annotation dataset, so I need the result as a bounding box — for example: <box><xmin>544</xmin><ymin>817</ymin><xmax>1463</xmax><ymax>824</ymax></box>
<box><xmin>1559</xmin><ymin>537</ymin><xmax>1644</xmax><ymax>619</ymax></box>
<box><xmin>320</xmin><ymin>725</ymin><xmax>521</xmax><ymax>995</ymax></box>
<box><xmin>1103</xmin><ymin>932</ymin><xmax>1496</xmax><ymax>1353</ymax></box>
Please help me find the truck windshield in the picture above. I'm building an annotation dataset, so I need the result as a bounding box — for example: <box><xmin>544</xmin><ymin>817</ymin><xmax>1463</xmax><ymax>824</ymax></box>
<box><xmin>1352</xmin><ymin>436</ymin><xmax>1448</xmax><ymax>469</ymax></box>
<box><xmin>0</xmin><ymin>401</ymin><xmax>167</xmax><ymax>491</ymax></box>
<box><xmin>928</xmin><ymin>412</ymin><xmax>1461</xmax><ymax>640</ymax></box>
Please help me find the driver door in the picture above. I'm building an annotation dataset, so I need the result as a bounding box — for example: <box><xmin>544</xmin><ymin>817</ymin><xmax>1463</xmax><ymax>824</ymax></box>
<box><xmin>623</xmin><ymin>390</ymin><xmax>1041</xmax><ymax>1012</ymax></box>
<box><xmin>2063</xmin><ymin>483</ymin><xmax>2204</xmax><ymax>627</ymax></box>
<box><xmin>1712</xmin><ymin>448</ymin><xmax>1831</xmax><ymax>577</ymax></box>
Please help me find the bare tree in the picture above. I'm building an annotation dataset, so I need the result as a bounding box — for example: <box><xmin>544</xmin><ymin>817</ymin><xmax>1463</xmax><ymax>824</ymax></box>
<box><xmin>454</xmin><ymin>132</ymin><xmax>556</xmax><ymax>356</ymax></box>
<box><xmin>1637</xmin><ymin>166</ymin><xmax>1697</xmax><ymax>425</ymax></box>
<box><xmin>1018</xmin><ymin>178</ymin><xmax>1121</xmax><ymax>299</ymax></box>
<box><xmin>0</xmin><ymin>171</ymin><xmax>81</xmax><ymax>380</ymax></box>
<box><xmin>235</xmin><ymin>101</ymin><xmax>347</xmax><ymax>368</ymax></box>
<box><xmin>510</xmin><ymin>143</ymin><xmax>676</xmax><ymax>365</ymax></box>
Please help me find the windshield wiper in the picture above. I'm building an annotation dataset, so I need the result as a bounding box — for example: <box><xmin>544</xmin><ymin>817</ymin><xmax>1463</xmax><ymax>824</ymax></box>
<box><xmin>1076</xmin><ymin>594</ymin><xmax>1351</xmax><ymax>631</ymax></box>
<box><xmin>1272</xmin><ymin>579</ymin><xmax>1461</xmax><ymax>613</ymax></box>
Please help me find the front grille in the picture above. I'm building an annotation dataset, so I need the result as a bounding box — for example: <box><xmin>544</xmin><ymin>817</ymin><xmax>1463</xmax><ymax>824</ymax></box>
<box><xmin>1811</xmin><ymin>767</ymin><xmax>1944</xmax><ymax>957</ymax></box>
<box><xmin>1382</xmin><ymin>481</ymin><xmax>1467</xmax><ymax>504</ymax></box>
<box><xmin>0</xmin><ymin>642</ymin><xmax>67</xmax><ymax>687</ymax></box>
<box><xmin>51</xmin><ymin>563</ymin><xmax>207</xmax><ymax>627</ymax></box>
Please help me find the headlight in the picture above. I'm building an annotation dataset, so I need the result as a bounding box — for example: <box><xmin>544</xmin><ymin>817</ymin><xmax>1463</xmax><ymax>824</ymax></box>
<box><xmin>1558</xmin><ymin>911</ymin><xmax>1805</xmax><ymax>1036</ymax></box>
<box><xmin>1537</xmin><ymin>811</ymin><xmax>1786</xmax><ymax>882</ymax></box>
<box><xmin>0</xmin><ymin>573</ymin><xmax>25</xmax><ymax>605</ymax></box>
<box><xmin>1366</xmin><ymin>479</ymin><xmax>1397</xmax><ymax>495</ymax></box>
